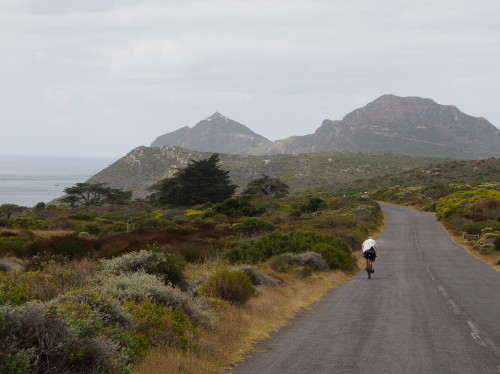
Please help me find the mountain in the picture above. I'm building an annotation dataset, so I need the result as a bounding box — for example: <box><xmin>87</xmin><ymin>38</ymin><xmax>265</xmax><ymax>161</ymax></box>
<box><xmin>86</xmin><ymin>145</ymin><xmax>446</xmax><ymax>200</ymax></box>
<box><xmin>151</xmin><ymin>112</ymin><xmax>273</xmax><ymax>154</ymax></box>
<box><xmin>273</xmin><ymin>95</ymin><xmax>500</xmax><ymax>159</ymax></box>
<box><xmin>151</xmin><ymin>95</ymin><xmax>500</xmax><ymax>160</ymax></box>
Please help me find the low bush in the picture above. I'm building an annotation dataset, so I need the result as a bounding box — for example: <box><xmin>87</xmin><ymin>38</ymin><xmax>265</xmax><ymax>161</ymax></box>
<box><xmin>125</xmin><ymin>301</ymin><xmax>199</xmax><ymax>350</ymax></box>
<box><xmin>0</xmin><ymin>257</ymin><xmax>25</xmax><ymax>273</ymax></box>
<box><xmin>8</xmin><ymin>217</ymin><xmax>48</xmax><ymax>230</ymax></box>
<box><xmin>235</xmin><ymin>266</ymin><xmax>281</xmax><ymax>286</ymax></box>
<box><xmin>26</xmin><ymin>235</ymin><xmax>99</xmax><ymax>259</ymax></box>
<box><xmin>99</xmin><ymin>249</ymin><xmax>187</xmax><ymax>287</ymax></box>
<box><xmin>201</xmin><ymin>267</ymin><xmax>256</xmax><ymax>305</ymax></box>
<box><xmin>0</xmin><ymin>302</ymin><xmax>132</xmax><ymax>373</ymax></box>
<box><xmin>94</xmin><ymin>271</ymin><xmax>215</xmax><ymax>328</ymax></box>
<box><xmin>268</xmin><ymin>252</ymin><xmax>329</xmax><ymax>272</ymax></box>
<box><xmin>300</xmin><ymin>197</ymin><xmax>326</xmax><ymax>213</ymax></box>
<box><xmin>226</xmin><ymin>230</ymin><xmax>355</xmax><ymax>271</ymax></box>
<box><xmin>0</xmin><ymin>236</ymin><xmax>32</xmax><ymax>257</ymax></box>
<box><xmin>209</xmin><ymin>196</ymin><xmax>265</xmax><ymax>218</ymax></box>
<box><xmin>0</xmin><ymin>274</ymin><xmax>30</xmax><ymax>305</ymax></box>
<box><xmin>462</xmin><ymin>221</ymin><xmax>500</xmax><ymax>235</ymax></box>
<box><xmin>68</xmin><ymin>213</ymin><xmax>95</xmax><ymax>221</ymax></box>
<box><xmin>233</xmin><ymin>217</ymin><xmax>277</xmax><ymax>234</ymax></box>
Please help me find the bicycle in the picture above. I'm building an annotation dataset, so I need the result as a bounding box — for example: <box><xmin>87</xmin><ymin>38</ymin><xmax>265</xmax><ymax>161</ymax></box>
<box><xmin>366</xmin><ymin>259</ymin><xmax>374</xmax><ymax>279</ymax></box>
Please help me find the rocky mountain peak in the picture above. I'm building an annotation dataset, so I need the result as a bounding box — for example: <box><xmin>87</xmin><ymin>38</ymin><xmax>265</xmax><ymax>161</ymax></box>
<box><xmin>151</xmin><ymin>112</ymin><xmax>272</xmax><ymax>154</ymax></box>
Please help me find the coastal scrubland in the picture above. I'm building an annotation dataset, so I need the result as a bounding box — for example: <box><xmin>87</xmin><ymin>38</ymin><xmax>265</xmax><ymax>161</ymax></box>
<box><xmin>0</xmin><ymin>194</ymin><xmax>382</xmax><ymax>373</ymax></box>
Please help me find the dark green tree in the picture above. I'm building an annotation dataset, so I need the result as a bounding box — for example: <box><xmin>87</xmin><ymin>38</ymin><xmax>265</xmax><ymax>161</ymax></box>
<box><xmin>242</xmin><ymin>175</ymin><xmax>289</xmax><ymax>197</ymax></box>
<box><xmin>61</xmin><ymin>183</ymin><xmax>132</xmax><ymax>206</ymax></box>
<box><xmin>149</xmin><ymin>154</ymin><xmax>237</xmax><ymax>206</ymax></box>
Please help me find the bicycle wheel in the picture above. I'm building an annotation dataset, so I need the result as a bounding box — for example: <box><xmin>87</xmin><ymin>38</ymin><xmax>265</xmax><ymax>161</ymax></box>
<box><xmin>366</xmin><ymin>260</ymin><xmax>371</xmax><ymax>279</ymax></box>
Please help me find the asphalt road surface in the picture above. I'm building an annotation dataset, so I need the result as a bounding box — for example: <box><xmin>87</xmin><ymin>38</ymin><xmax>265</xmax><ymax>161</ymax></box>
<box><xmin>233</xmin><ymin>202</ymin><xmax>500</xmax><ymax>374</ymax></box>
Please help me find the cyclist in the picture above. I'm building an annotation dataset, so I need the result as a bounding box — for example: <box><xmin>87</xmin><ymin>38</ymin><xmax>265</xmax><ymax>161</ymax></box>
<box><xmin>362</xmin><ymin>237</ymin><xmax>377</xmax><ymax>273</ymax></box>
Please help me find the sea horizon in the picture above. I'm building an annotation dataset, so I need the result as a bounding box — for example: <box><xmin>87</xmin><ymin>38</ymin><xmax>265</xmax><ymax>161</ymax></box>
<box><xmin>0</xmin><ymin>154</ymin><xmax>116</xmax><ymax>207</ymax></box>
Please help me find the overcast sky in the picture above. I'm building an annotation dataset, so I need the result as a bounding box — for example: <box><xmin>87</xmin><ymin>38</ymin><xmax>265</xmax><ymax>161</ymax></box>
<box><xmin>1</xmin><ymin>0</ymin><xmax>499</xmax><ymax>158</ymax></box>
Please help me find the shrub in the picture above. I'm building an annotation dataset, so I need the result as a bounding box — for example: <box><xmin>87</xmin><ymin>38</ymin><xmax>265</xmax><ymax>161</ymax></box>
<box><xmin>227</xmin><ymin>230</ymin><xmax>355</xmax><ymax>271</ymax></box>
<box><xmin>268</xmin><ymin>252</ymin><xmax>329</xmax><ymax>272</ymax></box>
<box><xmin>94</xmin><ymin>271</ymin><xmax>215</xmax><ymax>328</ymax></box>
<box><xmin>21</xmin><ymin>260</ymin><xmax>96</xmax><ymax>301</ymax></box>
<box><xmin>0</xmin><ymin>302</ymin><xmax>132</xmax><ymax>373</ymax></box>
<box><xmin>201</xmin><ymin>267</ymin><xmax>256</xmax><ymax>305</ymax></box>
<box><xmin>235</xmin><ymin>266</ymin><xmax>281</xmax><ymax>286</ymax></box>
<box><xmin>209</xmin><ymin>196</ymin><xmax>265</xmax><ymax>218</ymax></box>
<box><xmin>125</xmin><ymin>301</ymin><xmax>199</xmax><ymax>350</ymax></box>
<box><xmin>54</xmin><ymin>289</ymin><xmax>134</xmax><ymax>328</ymax></box>
<box><xmin>0</xmin><ymin>274</ymin><xmax>30</xmax><ymax>306</ymax></box>
<box><xmin>79</xmin><ymin>223</ymin><xmax>101</xmax><ymax>235</ymax></box>
<box><xmin>233</xmin><ymin>218</ymin><xmax>277</xmax><ymax>234</ymax></box>
<box><xmin>0</xmin><ymin>236</ymin><xmax>32</xmax><ymax>257</ymax></box>
<box><xmin>462</xmin><ymin>221</ymin><xmax>500</xmax><ymax>235</ymax></box>
<box><xmin>300</xmin><ymin>197</ymin><xmax>326</xmax><ymax>213</ymax></box>
<box><xmin>8</xmin><ymin>217</ymin><xmax>48</xmax><ymax>230</ymax></box>
<box><xmin>68</xmin><ymin>213</ymin><xmax>95</xmax><ymax>221</ymax></box>
<box><xmin>26</xmin><ymin>235</ymin><xmax>99</xmax><ymax>259</ymax></box>
<box><xmin>99</xmin><ymin>249</ymin><xmax>187</xmax><ymax>287</ymax></box>
<box><xmin>0</xmin><ymin>257</ymin><xmax>25</xmax><ymax>273</ymax></box>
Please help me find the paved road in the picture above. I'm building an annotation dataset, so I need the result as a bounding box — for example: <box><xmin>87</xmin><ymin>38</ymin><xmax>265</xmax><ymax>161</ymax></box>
<box><xmin>233</xmin><ymin>202</ymin><xmax>500</xmax><ymax>374</ymax></box>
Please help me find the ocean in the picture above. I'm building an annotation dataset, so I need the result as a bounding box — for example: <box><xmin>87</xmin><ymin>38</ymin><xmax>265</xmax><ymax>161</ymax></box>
<box><xmin>0</xmin><ymin>155</ymin><xmax>116</xmax><ymax>207</ymax></box>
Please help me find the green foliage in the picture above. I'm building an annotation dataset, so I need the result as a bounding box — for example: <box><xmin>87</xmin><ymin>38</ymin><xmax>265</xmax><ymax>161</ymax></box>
<box><xmin>300</xmin><ymin>197</ymin><xmax>327</xmax><ymax>213</ymax></box>
<box><xmin>242</xmin><ymin>175</ymin><xmax>289</xmax><ymax>196</ymax></box>
<box><xmin>79</xmin><ymin>223</ymin><xmax>101</xmax><ymax>235</ymax></box>
<box><xmin>462</xmin><ymin>221</ymin><xmax>500</xmax><ymax>235</ymax></box>
<box><xmin>226</xmin><ymin>230</ymin><xmax>354</xmax><ymax>270</ymax></box>
<box><xmin>8</xmin><ymin>217</ymin><xmax>48</xmax><ymax>230</ymax></box>
<box><xmin>202</xmin><ymin>267</ymin><xmax>256</xmax><ymax>305</ymax></box>
<box><xmin>94</xmin><ymin>271</ymin><xmax>215</xmax><ymax>328</ymax></box>
<box><xmin>0</xmin><ymin>275</ymin><xmax>30</xmax><ymax>306</ymax></box>
<box><xmin>99</xmin><ymin>249</ymin><xmax>187</xmax><ymax>287</ymax></box>
<box><xmin>68</xmin><ymin>213</ymin><xmax>95</xmax><ymax>221</ymax></box>
<box><xmin>233</xmin><ymin>217</ymin><xmax>277</xmax><ymax>234</ymax></box>
<box><xmin>0</xmin><ymin>236</ymin><xmax>32</xmax><ymax>257</ymax></box>
<box><xmin>209</xmin><ymin>196</ymin><xmax>265</xmax><ymax>218</ymax></box>
<box><xmin>125</xmin><ymin>301</ymin><xmax>199</xmax><ymax>350</ymax></box>
<box><xmin>435</xmin><ymin>189</ymin><xmax>500</xmax><ymax>220</ymax></box>
<box><xmin>0</xmin><ymin>351</ymin><xmax>33</xmax><ymax>374</ymax></box>
<box><xmin>149</xmin><ymin>154</ymin><xmax>237</xmax><ymax>207</ymax></box>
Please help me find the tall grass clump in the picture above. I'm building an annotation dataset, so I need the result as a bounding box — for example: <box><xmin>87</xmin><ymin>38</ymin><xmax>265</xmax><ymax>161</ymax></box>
<box><xmin>201</xmin><ymin>267</ymin><xmax>256</xmax><ymax>305</ymax></box>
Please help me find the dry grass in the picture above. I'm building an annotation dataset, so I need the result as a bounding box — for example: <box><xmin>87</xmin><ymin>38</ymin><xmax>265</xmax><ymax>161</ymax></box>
<box><xmin>440</xmin><ymin>223</ymin><xmax>500</xmax><ymax>271</ymax></box>
<box><xmin>136</xmin><ymin>268</ymin><xmax>351</xmax><ymax>374</ymax></box>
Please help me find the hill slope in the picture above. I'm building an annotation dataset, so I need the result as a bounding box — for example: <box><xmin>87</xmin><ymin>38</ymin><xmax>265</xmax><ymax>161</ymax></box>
<box><xmin>87</xmin><ymin>146</ymin><xmax>446</xmax><ymax>199</ymax></box>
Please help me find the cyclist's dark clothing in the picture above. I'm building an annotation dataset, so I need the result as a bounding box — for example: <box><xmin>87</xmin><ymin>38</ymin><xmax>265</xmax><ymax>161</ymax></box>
<box><xmin>363</xmin><ymin>248</ymin><xmax>377</xmax><ymax>261</ymax></box>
